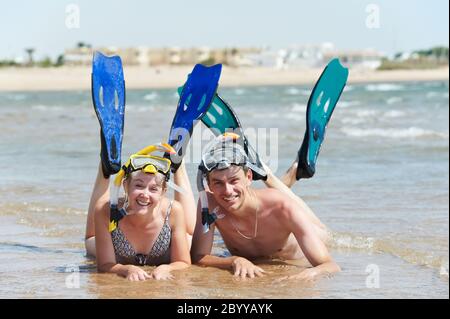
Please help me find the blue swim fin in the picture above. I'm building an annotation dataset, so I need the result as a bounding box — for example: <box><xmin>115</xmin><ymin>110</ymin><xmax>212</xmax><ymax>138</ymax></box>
<box><xmin>296</xmin><ymin>58</ymin><xmax>348</xmax><ymax>180</ymax></box>
<box><xmin>91</xmin><ymin>51</ymin><xmax>126</xmax><ymax>178</ymax></box>
<box><xmin>168</xmin><ymin>64</ymin><xmax>222</xmax><ymax>171</ymax></box>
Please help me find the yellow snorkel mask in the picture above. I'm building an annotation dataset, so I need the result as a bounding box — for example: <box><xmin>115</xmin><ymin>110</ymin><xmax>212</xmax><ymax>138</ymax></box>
<box><xmin>108</xmin><ymin>143</ymin><xmax>185</xmax><ymax>232</ymax></box>
<box><xmin>113</xmin><ymin>143</ymin><xmax>175</xmax><ymax>188</ymax></box>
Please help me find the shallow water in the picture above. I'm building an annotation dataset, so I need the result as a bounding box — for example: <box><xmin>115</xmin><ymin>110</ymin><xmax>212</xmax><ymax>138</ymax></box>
<box><xmin>0</xmin><ymin>80</ymin><xmax>448</xmax><ymax>298</ymax></box>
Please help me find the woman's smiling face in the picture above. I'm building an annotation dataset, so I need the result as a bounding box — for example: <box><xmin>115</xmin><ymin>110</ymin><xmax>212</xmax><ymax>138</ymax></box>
<box><xmin>124</xmin><ymin>171</ymin><xmax>166</xmax><ymax>214</ymax></box>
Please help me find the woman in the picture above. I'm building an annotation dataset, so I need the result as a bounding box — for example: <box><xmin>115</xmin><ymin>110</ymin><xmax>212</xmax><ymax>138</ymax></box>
<box><xmin>84</xmin><ymin>144</ymin><xmax>196</xmax><ymax>281</ymax></box>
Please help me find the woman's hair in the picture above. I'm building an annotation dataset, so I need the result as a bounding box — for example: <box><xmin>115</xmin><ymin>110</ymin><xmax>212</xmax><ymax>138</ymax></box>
<box><xmin>123</xmin><ymin>171</ymin><xmax>168</xmax><ymax>193</ymax></box>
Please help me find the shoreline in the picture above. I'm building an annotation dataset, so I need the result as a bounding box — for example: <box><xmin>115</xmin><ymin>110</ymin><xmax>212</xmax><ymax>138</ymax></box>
<box><xmin>0</xmin><ymin>65</ymin><xmax>448</xmax><ymax>92</ymax></box>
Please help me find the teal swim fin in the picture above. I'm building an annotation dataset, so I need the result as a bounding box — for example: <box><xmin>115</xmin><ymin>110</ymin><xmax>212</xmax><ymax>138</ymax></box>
<box><xmin>177</xmin><ymin>86</ymin><xmax>267</xmax><ymax>180</ymax></box>
<box><xmin>91</xmin><ymin>51</ymin><xmax>126</xmax><ymax>178</ymax></box>
<box><xmin>296</xmin><ymin>58</ymin><xmax>348</xmax><ymax>180</ymax></box>
<box><xmin>200</xmin><ymin>90</ymin><xmax>267</xmax><ymax>181</ymax></box>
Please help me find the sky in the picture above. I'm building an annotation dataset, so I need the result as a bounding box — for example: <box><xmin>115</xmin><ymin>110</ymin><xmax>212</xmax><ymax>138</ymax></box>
<box><xmin>0</xmin><ymin>0</ymin><xmax>448</xmax><ymax>60</ymax></box>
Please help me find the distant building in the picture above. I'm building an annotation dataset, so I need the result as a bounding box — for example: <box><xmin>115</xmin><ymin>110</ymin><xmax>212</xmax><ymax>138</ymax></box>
<box><xmin>63</xmin><ymin>44</ymin><xmax>383</xmax><ymax>69</ymax></box>
<box><xmin>285</xmin><ymin>43</ymin><xmax>336</xmax><ymax>68</ymax></box>
<box><xmin>241</xmin><ymin>43</ymin><xmax>336</xmax><ymax>69</ymax></box>
<box><xmin>323</xmin><ymin>49</ymin><xmax>384</xmax><ymax>69</ymax></box>
<box><xmin>64</xmin><ymin>46</ymin><xmax>93</xmax><ymax>66</ymax></box>
<box><xmin>63</xmin><ymin>45</ymin><xmax>263</xmax><ymax>66</ymax></box>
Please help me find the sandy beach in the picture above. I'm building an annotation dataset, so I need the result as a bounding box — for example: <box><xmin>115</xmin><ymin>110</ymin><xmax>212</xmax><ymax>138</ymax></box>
<box><xmin>0</xmin><ymin>65</ymin><xmax>448</xmax><ymax>92</ymax></box>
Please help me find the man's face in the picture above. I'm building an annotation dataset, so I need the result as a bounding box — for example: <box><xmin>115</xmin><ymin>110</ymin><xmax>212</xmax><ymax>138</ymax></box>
<box><xmin>207</xmin><ymin>165</ymin><xmax>252</xmax><ymax>211</ymax></box>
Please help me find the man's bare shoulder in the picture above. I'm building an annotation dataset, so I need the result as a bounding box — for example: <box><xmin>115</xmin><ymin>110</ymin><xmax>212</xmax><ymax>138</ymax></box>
<box><xmin>255</xmin><ymin>188</ymin><xmax>290</xmax><ymax>205</ymax></box>
<box><xmin>255</xmin><ymin>188</ymin><xmax>294</xmax><ymax>217</ymax></box>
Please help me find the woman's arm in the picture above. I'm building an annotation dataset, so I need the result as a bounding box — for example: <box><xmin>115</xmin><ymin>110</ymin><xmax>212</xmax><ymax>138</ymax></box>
<box><xmin>168</xmin><ymin>201</ymin><xmax>191</xmax><ymax>266</ymax></box>
<box><xmin>94</xmin><ymin>201</ymin><xmax>151</xmax><ymax>281</ymax></box>
<box><xmin>173</xmin><ymin>161</ymin><xmax>197</xmax><ymax>235</ymax></box>
<box><xmin>151</xmin><ymin>201</ymin><xmax>191</xmax><ymax>280</ymax></box>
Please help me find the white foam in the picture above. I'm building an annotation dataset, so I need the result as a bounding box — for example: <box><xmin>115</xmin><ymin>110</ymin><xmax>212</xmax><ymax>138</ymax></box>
<box><xmin>344</xmin><ymin>85</ymin><xmax>354</xmax><ymax>92</ymax></box>
<box><xmin>143</xmin><ymin>92</ymin><xmax>158</xmax><ymax>101</ymax></box>
<box><xmin>291</xmin><ymin>103</ymin><xmax>307</xmax><ymax>113</ymax></box>
<box><xmin>341</xmin><ymin>127</ymin><xmax>449</xmax><ymax>139</ymax></box>
<box><xmin>31</xmin><ymin>105</ymin><xmax>63</xmax><ymax>111</ymax></box>
<box><xmin>253</xmin><ymin>112</ymin><xmax>279</xmax><ymax>119</ymax></box>
<box><xmin>354</xmin><ymin>110</ymin><xmax>378</xmax><ymax>118</ymax></box>
<box><xmin>365</xmin><ymin>84</ymin><xmax>405</xmax><ymax>92</ymax></box>
<box><xmin>440</xmin><ymin>263</ymin><xmax>449</xmax><ymax>278</ymax></box>
<box><xmin>284</xmin><ymin>113</ymin><xmax>304</xmax><ymax>121</ymax></box>
<box><xmin>285</xmin><ymin>87</ymin><xmax>300</xmax><ymax>95</ymax></box>
<box><xmin>340</xmin><ymin>117</ymin><xmax>366</xmax><ymax>125</ymax></box>
<box><xmin>383</xmin><ymin>110</ymin><xmax>405</xmax><ymax>118</ymax></box>
<box><xmin>427</xmin><ymin>91</ymin><xmax>449</xmax><ymax>99</ymax></box>
<box><xmin>6</xmin><ymin>94</ymin><xmax>26</xmax><ymax>101</ymax></box>
<box><xmin>339</xmin><ymin>100</ymin><xmax>361</xmax><ymax>108</ymax></box>
<box><xmin>331</xmin><ymin>234</ymin><xmax>375</xmax><ymax>250</ymax></box>
<box><xmin>386</xmin><ymin>97</ymin><xmax>403</xmax><ymax>104</ymax></box>
<box><xmin>126</xmin><ymin>105</ymin><xmax>155</xmax><ymax>112</ymax></box>
<box><xmin>332</xmin><ymin>233</ymin><xmax>450</xmax><ymax>277</ymax></box>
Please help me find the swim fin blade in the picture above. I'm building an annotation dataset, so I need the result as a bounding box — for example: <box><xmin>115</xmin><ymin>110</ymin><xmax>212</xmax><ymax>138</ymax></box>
<box><xmin>168</xmin><ymin>63</ymin><xmax>222</xmax><ymax>171</ymax></box>
<box><xmin>91</xmin><ymin>51</ymin><xmax>126</xmax><ymax>178</ymax></box>
<box><xmin>200</xmin><ymin>91</ymin><xmax>268</xmax><ymax>181</ymax></box>
<box><xmin>296</xmin><ymin>58</ymin><xmax>348</xmax><ymax>180</ymax></box>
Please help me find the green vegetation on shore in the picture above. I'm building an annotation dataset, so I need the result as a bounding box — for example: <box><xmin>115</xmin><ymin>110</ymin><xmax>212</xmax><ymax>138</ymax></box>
<box><xmin>378</xmin><ymin>46</ymin><xmax>449</xmax><ymax>70</ymax></box>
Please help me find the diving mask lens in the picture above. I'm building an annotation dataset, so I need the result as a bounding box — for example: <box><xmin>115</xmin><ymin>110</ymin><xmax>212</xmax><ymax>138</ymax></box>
<box><xmin>129</xmin><ymin>155</ymin><xmax>171</xmax><ymax>175</ymax></box>
<box><xmin>202</xmin><ymin>143</ymin><xmax>248</xmax><ymax>172</ymax></box>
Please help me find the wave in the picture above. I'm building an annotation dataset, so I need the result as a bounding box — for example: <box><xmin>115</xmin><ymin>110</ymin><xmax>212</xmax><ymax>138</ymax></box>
<box><xmin>126</xmin><ymin>104</ymin><xmax>156</xmax><ymax>112</ymax></box>
<box><xmin>290</xmin><ymin>103</ymin><xmax>307</xmax><ymax>113</ymax></box>
<box><xmin>365</xmin><ymin>84</ymin><xmax>405</xmax><ymax>92</ymax></box>
<box><xmin>340</xmin><ymin>117</ymin><xmax>367</xmax><ymax>125</ymax></box>
<box><xmin>284</xmin><ymin>113</ymin><xmax>304</xmax><ymax>121</ymax></box>
<box><xmin>341</xmin><ymin>127</ymin><xmax>449</xmax><ymax>139</ymax></box>
<box><xmin>427</xmin><ymin>91</ymin><xmax>449</xmax><ymax>99</ymax></box>
<box><xmin>344</xmin><ymin>85</ymin><xmax>354</xmax><ymax>92</ymax></box>
<box><xmin>339</xmin><ymin>100</ymin><xmax>361</xmax><ymax>108</ymax></box>
<box><xmin>0</xmin><ymin>202</ymin><xmax>86</xmax><ymax>217</ymax></box>
<box><xmin>285</xmin><ymin>87</ymin><xmax>300</xmax><ymax>95</ymax></box>
<box><xmin>353</xmin><ymin>109</ymin><xmax>378</xmax><ymax>118</ymax></box>
<box><xmin>383</xmin><ymin>110</ymin><xmax>406</xmax><ymax>118</ymax></box>
<box><xmin>4</xmin><ymin>94</ymin><xmax>27</xmax><ymax>101</ymax></box>
<box><xmin>143</xmin><ymin>92</ymin><xmax>159</xmax><ymax>101</ymax></box>
<box><xmin>233</xmin><ymin>89</ymin><xmax>246</xmax><ymax>95</ymax></box>
<box><xmin>31</xmin><ymin>105</ymin><xmax>64</xmax><ymax>111</ymax></box>
<box><xmin>386</xmin><ymin>97</ymin><xmax>403</xmax><ymax>104</ymax></box>
<box><xmin>330</xmin><ymin>232</ymin><xmax>449</xmax><ymax>278</ymax></box>
<box><xmin>285</xmin><ymin>88</ymin><xmax>310</xmax><ymax>96</ymax></box>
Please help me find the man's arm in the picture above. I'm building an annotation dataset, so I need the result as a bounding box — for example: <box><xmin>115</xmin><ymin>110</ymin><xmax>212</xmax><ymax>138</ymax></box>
<box><xmin>284</xmin><ymin>199</ymin><xmax>340</xmax><ymax>279</ymax></box>
<box><xmin>190</xmin><ymin>199</ymin><xmax>224</xmax><ymax>266</ymax></box>
<box><xmin>190</xmin><ymin>199</ymin><xmax>265</xmax><ymax>278</ymax></box>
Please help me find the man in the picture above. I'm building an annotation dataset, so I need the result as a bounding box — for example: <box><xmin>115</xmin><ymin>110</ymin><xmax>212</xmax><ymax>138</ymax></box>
<box><xmin>191</xmin><ymin>134</ymin><xmax>340</xmax><ymax>280</ymax></box>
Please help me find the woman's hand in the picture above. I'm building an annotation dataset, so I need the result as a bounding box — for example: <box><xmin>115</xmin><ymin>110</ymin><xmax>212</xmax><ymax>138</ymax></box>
<box><xmin>151</xmin><ymin>265</ymin><xmax>174</xmax><ymax>280</ymax></box>
<box><xmin>126</xmin><ymin>265</ymin><xmax>152</xmax><ymax>281</ymax></box>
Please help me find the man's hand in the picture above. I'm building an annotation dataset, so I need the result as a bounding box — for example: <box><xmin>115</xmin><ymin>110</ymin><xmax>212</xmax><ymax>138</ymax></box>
<box><xmin>232</xmin><ymin>257</ymin><xmax>265</xmax><ymax>279</ymax></box>
<box><xmin>275</xmin><ymin>267</ymin><xmax>325</xmax><ymax>283</ymax></box>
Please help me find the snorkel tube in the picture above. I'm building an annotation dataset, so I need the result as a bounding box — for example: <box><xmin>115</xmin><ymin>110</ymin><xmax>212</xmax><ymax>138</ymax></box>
<box><xmin>197</xmin><ymin>133</ymin><xmax>266</xmax><ymax>233</ymax></box>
